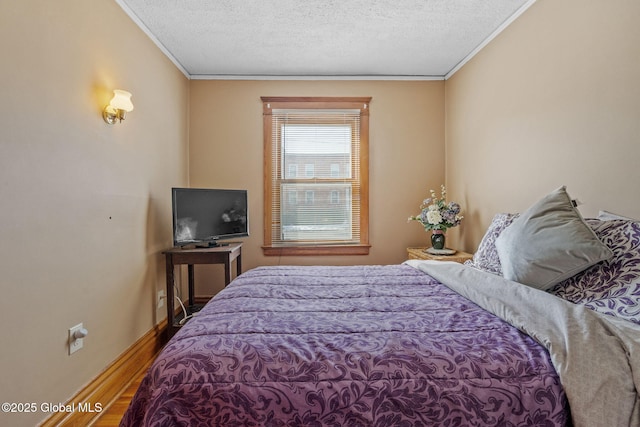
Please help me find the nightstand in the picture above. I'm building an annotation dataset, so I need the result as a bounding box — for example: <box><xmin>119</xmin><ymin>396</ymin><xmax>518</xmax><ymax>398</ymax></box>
<box><xmin>163</xmin><ymin>243</ymin><xmax>243</xmax><ymax>338</ymax></box>
<box><xmin>406</xmin><ymin>247</ymin><xmax>473</xmax><ymax>264</ymax></box>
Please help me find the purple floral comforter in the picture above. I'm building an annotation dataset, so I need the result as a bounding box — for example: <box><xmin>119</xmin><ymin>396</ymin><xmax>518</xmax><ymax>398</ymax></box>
<box><xmin>121</xmin><ymin>265</ymin><xmax>568</xmax><ymax>426</ymax></box>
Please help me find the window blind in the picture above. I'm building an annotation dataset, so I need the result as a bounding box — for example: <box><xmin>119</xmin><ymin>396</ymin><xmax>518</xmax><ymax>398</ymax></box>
<box><xmin>270</xmin><ymin>109</ymin><xmax>362</xmax><ymax>246</ymax></box>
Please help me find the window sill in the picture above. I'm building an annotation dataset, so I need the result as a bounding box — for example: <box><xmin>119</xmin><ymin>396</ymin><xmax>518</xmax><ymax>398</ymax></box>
<box><xmin>262</xmin><ymin>244</ymin><xmax>371</xmax><ymax>256</ymax></box>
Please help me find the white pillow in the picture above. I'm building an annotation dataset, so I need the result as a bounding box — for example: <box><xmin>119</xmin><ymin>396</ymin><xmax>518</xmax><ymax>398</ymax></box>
<box><xmin>495</xmin><ymin>186</ymin><xmax>613</xmax><ymax>290</ymax></box>
<box><xmin>597</xmin><ymin>210</ymin><xmax>636</xmax><ymax>221</ymax></box>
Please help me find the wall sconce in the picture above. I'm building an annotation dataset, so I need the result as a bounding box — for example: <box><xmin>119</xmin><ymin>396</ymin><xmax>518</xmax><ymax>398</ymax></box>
<box><xmin>103</xmin><ymin>90</ymin><xmax>134</xmax><ymax>124</ymax></box>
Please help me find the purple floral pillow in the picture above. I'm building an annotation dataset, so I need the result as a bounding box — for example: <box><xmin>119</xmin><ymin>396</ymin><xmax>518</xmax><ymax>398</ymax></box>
<box><xmin>549</xmin><ymin>219</ymin><xmax>640</xmax><ymax>325</ymax></box>
<box><xmin>464</xmin><ymin>213</ymin><xmax>519</xmax><ymax>275</ymax></box>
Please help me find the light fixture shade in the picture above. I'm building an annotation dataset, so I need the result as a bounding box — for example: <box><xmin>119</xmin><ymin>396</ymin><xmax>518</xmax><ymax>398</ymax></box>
<box><xmin>109</xmin><ymin>90</ymin><xmax>134</xmax><ymax>112</ymax></box>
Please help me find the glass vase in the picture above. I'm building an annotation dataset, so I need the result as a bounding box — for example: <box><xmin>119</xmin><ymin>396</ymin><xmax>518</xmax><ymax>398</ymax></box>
<box><xmin>431</xmin><ymin>230</ymin><xmax>446</xmax><ymax>250</ymax></box>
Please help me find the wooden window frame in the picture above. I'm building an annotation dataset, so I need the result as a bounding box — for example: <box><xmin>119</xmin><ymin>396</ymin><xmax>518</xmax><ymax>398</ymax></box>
<box><xmin>262</xmin><ymin>96</ymin><xmax>371</xmax><ymax>256</ymax></box>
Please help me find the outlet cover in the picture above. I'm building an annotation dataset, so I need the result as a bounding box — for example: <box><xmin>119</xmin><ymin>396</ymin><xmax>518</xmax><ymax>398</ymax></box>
<box><xmin>69</xmin><ymin>323</ymin><xmax>85</xmax><ymax>355</ymax></box>
<box><xmin>157</xmin><ymin>290</ymin><xmax>166</xmax><ymax>309</ymax></box>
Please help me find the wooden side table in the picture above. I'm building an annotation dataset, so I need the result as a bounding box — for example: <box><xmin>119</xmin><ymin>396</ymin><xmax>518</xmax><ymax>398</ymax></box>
<box><xmin>406</xmin><ymin>247</ymin><xmax>473</xmax><ymax>264</ymax></box>
<box><xmin>164</xmin><ymin>243</ymin><xmax>242</xmax><ymax>337</ymax></box>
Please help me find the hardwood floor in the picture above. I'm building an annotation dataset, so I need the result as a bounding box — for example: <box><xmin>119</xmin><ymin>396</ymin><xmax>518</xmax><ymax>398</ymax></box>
<box><xmin>92</xmin><ymin>364</ymin><xmax>146</xmax><ymax>426</ymax></box>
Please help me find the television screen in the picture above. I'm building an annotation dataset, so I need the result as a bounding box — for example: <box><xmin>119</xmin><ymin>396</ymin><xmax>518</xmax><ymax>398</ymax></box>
<box><xmin>172</xmin><ymin>188</ymin><xmax>248</xmax><ymax>247</ymax></box>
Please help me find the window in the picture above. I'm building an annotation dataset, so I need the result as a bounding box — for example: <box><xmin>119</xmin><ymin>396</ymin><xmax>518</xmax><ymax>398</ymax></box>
<box><xmin>304</xmin><ymin>164</ymin><xmax>315</xmax><ymax>178</ymax></box>
<box><xmin>330</xmin><ymin>190</ymin><xmax>340</xmax><ymax>204</ymax></box>
<box><xmin>304</xmin><ymin>190</ymin><xmax>315</xmax><ymax>205</ymax></box>
<box><xmin>262</xmin><ymin>96</ymin><xmax>371</xmax><ymax>256</ymax></box>
<box><xmin>287</xmin><ymin>164</ymin><xmax>298</xmax><ymax>178</ymax></box>
<box><xmin>288</xmin><ymin>191</ymin><xmax>298</xmax><ymax>205</ymax></box>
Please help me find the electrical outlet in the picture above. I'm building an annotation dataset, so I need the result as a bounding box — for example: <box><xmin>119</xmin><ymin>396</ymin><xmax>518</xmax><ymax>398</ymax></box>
<box><xmin>157</xmin><ymin>290</ymin><xmax>166</xmax><ymax>309</ymax></box>
<box><xmin>69</xmin><ymin>323</ymin><xmax>87</xmax><ymax>355</ymax></box>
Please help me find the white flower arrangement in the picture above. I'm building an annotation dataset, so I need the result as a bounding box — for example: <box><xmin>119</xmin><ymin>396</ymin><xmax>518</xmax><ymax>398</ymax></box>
<box><xmin>408</xmin><ymin>185</ymin><xmax>463</xmax><ymax>232</ymax></box>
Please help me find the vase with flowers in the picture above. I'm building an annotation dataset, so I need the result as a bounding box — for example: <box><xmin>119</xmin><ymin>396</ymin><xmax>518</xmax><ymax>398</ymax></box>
<box><xmin>408</xmin><ymin>185</ymin><xmax>463</xmax><ymax>251</ymax></box>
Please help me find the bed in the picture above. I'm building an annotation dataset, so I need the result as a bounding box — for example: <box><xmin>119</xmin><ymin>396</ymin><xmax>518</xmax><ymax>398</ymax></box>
<box><xmin>121</xmin><ymin>188</ymin><xmax>640</xmax><ymax>426</ymax></box>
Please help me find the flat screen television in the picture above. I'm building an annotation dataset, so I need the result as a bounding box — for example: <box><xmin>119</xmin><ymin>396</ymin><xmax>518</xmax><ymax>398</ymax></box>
<box><xmin>172</xmin><ymin>187</ymin><xmax>249</xmax><ymax>247</ymax></box>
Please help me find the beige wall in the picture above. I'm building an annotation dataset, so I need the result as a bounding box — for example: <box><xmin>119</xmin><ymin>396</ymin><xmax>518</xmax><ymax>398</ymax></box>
<box><xmin>188</xmin><ymin>80</ymin><xmax>445</xmax><ymax>293</ymax></box>
<box><xmin>445</xmin><ymin>0</ymin><xmax>640</xmax><ymax>252</ymax></box>
<box><xmin>0</xmin><ymin>1</ymin><xmax>189</xmax><ymax>425</ymax></box>
<box><xmin>6</xmin><ymin>0</ymin><xmax>638</xmax><ymax>423</ymax></box>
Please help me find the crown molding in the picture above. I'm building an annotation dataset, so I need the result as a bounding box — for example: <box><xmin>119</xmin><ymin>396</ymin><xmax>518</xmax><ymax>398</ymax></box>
<box><xmin>116</xmin><ymin>0</ymin><xmax>535</xmax><ymax>82</ymax></box>
<box><xmin>189</xmin><ymin>74</ymin><xmax>445</xmax><ymax>81</ymax></box>
<box><xmin>445</xmin><ymin>0</ymin><xmax>537</xmax><ymax>79</ymax></box>
<box><xmin>115</xmin><ymin>0</ymin><xmax>190</xmax><ymax>78</ymax></box>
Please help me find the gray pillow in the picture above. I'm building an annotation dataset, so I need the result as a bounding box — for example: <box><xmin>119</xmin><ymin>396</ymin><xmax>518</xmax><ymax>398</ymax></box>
<box><xmin>495</xmin><ymin>186</ymin><xmax>613</xmax><ymax>289</ymax></box>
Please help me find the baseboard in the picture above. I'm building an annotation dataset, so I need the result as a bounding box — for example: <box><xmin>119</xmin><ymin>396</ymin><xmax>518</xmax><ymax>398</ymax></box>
<box><xmin>40</xmin><ymin>320</ymin><xmax>167</xmax><ymax>427</ymax></box>
<box><xmin>194</xmin><ymin>295</ymin><xmax>214</xmax><ymax>305</ymax></box>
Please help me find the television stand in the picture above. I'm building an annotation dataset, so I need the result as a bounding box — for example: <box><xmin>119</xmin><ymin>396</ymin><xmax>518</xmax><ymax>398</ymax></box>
<box><xmin>163</xmin><ymin>243</ymin><xmax>242</xmax><ymax>338</ymax></box>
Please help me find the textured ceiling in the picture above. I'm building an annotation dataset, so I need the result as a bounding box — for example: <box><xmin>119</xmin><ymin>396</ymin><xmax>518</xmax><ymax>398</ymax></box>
<box><xmin>116</xmin><ymin>0</ymin><xmax>534</xmax><ymax>79</ymax></box>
